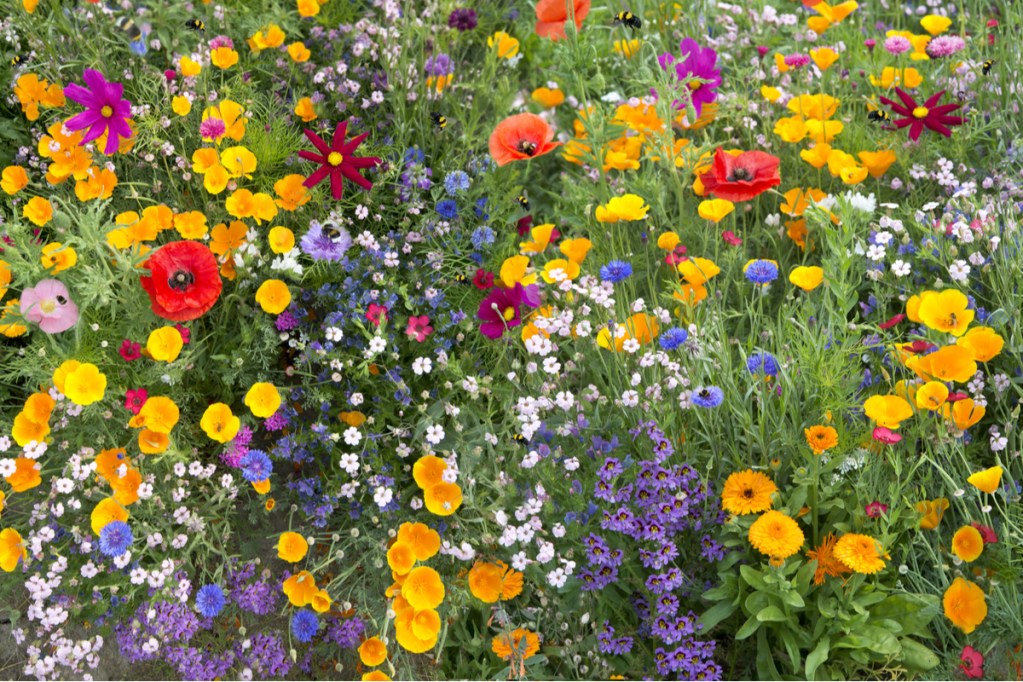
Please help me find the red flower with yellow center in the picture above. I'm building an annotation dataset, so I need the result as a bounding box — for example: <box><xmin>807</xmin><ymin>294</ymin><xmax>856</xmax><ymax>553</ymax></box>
<box><xmin>880</xmin><ymin>88</ymin><xmax>965</xmax><ymax>141</ymax></box>
<box><xmin>299</xmin><ymin>120</ymin><xmax>381</xmax><ymax>200</ymax></box>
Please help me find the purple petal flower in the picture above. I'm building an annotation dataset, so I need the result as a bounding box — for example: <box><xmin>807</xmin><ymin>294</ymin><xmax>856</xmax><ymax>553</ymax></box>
<box><xmin>64</xmin><ymin>69</ymin><xmax>133</xmax><ymax>155</ymax></box>
<box><xmin>658</xmin><ymin>38</ymin><xmax>721</xmax><ymax>117</ymax></box>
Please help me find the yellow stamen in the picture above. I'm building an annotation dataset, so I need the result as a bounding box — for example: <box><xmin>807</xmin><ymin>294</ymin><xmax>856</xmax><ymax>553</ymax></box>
<box><xmin>502</xmin><ymin>307</ymin><xmax>516</xmax><ymax>321</ymax></box>
<box><xmin>101</xmin><ymin>105</ymin><xmax>113</xmax><ymax>117</ymax></box>
<box><xmin>912</xmin><ymin>106</ymin><xmax>929</xmax><ymax>119</ymax></box>
<box><xmin>327</xmin><ymin>152</ymin><xmax>344</xmax><ymax>166</ymax></box>
<box><xmin>39</xmin><ymin>299</ymin><xmax>56</xmax><ymax>314</ymax></box>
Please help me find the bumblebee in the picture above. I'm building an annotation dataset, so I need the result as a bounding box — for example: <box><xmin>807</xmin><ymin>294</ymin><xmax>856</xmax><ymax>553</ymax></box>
<box><xmin>982</xmin><ymin>59</ymin><xmax>994</xmax><ymax>76</ymax></box>
<box><xmin>9</xmin><ymin>54</ymin><xmax>27</xmax><ymax>67</ymax></box>
<box><xmin>454</xmin><ymin>273</ymin><xmax>470</xmax><ymax>285</ymax></box>
<box><xmin>613</xmin><ymin>10</ymin><xmax>642</xmax><ymax>29</ymax></box>
<box><xmin>513</xmin><ymin>434</ymin><xmax>528</xmax><ymax>445</ymax></box>
<box><xmin>323</xmin><ymin>224</ymin><xmax>344</xmax><ymax>240</ymax></box>
<box><xmin>430</xmin><ymin>112</ymin><xmax>447</xmax><ymax>129</ymax></box>
<box><xmin>115</xmin><ymin>15</ymin><xmax>141</xmax><ymax>41</ymax></box>
<box><xmin>517</xmin><ymin>193</ymin><xmax>530</xmax><ymax>210</ymax></box>
<box><xmin>867</xmin><ymin>109</ymin><xmax>890</xmax><ymax>123</ymax></box>
<box><xmin>185</xmin><ymin>18</ymin><xmax>206</xmax><ymax>32</ymax></box>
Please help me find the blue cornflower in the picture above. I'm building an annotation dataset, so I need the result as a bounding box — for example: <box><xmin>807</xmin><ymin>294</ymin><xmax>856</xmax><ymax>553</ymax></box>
<box><xmin>443</xmin><ymin>171</ymin><xmax>471</xmax><ymax>195</ymax></box>
<box><xmin>599</xmin><ymin>260</ymin><xmax>633</xmax><ymax>284</ymax></box>
<box><xmin>436</xmin><ymin>199</ymin><xmax>458</xmax><ymax>219</ymax></box>
<box><xmin>743</xmin><ymin>259</ymin><xmax>779</xmax><ymax>285</ymax></box>
<box><xmin>746</xmin><ymin>351</ymin><xmax>779</xmax><ymax>377</ymax></box>
<box><xmin>659</xmin><ymin>327</ymin><xmax>689</xmax><ymax>351</ymax></box>
<box><xmin>99</xmin><ymin>521</ymin><xmax>133</xmax><ymax>557</ymax></box>
<box><xmin>403</xmin><ymin>147</ymin><xmax>425</xmax><ymax>166</ymax></box>
<box><xmin>300</xmin><ymin>221</ymin><xmax>352</xmax><ymax>262</ymax></box>
<box><xmin>291</xmin><ymin>610</ymin><xmax>319</xmax><ymax>643</ymax></box>
<box><xmin>195</xmin><ymin>584</ymin><xmax>226</xmax><ymax>618</ymax></box>
<box><xmin>240</xmin><ymin>450</ymin><xmax>273</xmax><ymax>483</ymax></box>
<box><xmin>691</xmin><ymin>386</ymin><xmax>724</xmax><ymax>408</ymax></box>
<box><xmin>471</xmin><ymin>226</ymin><xmax>495</xmax><ymax>249</ymax></box>
<box><xmin>475</xmin><ymin>197</ymin><xmax>489</xmax><ymax>219</ymax></box>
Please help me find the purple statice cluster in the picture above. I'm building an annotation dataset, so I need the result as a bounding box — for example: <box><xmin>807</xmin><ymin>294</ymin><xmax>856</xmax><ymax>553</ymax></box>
<box><xmin>222</xmin><ymin>424</ymin><xmax>253</xmax><ymax>468</ymax></box>
<box><xmin>114</xmin><ymin>600</ymin><xmax>203</xmax><ymax>663</ymax></box>
<box><xmin>580</xmin><ymin>421</ymin><xmax>724</xmax><ymax>679</ymax></box>
<box><xmin>226</xmin><ymin>561</ymin><xmax>280</xmax><ymax>616</ymax></box>
<box><xmin>324</xmin><ymin>615</ymin><xmax>366</xmax><ymax>648</ymax></box>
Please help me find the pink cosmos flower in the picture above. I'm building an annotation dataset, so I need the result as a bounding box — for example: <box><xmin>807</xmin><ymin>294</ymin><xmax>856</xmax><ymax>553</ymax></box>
<box><xmin>872</xmin><ymin>427</ymin><xmax>902</xmax><ymax>444</ymax></box>
<box><xmin>406</xmin><ymin>315</ymin><xmax>433</xmax><ymax>342</ymax></box>
<box><xmin>119</xmin><ymin>339</ymin><xmax>142</xmax><ymax>362</ymax></box>
<box><xmin>64</xmin><ymin>69</ymin><xmax>133</xmax><ymax>155</ymax></box>
<box><xmin>721</xmin><ymin>230</ymin><xmax>742</xmax><ymax>246</ymax></box>
<box><xmin>366</xmin><ymin>303</ymin><xmax>388</xmax><ymax>326</ymax></box>
<box><xmin>125</xmin><ymin>388</ymin><xmax>148</xmax><ymax>415</ymax></box>
<box><xmin>20</xmin><ymin>279</ymin><xmax>79</xmax><ymax>334</ymax></box>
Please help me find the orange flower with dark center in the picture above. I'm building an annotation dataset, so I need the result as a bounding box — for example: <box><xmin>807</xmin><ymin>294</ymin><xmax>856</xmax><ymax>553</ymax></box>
<box><xmin>489</xmin><ymin>113</ymin><xmax>561</xmax><ymax>166</ymax></box>
<box><xmin>535</xmin><ymin>0</ymin><xmax>591</xmax><ymax>40</ymax></box>
<box><xmin>806</xmin><ymin>533</ymin><xmax>852</xmax><ymax>585</ymax></box>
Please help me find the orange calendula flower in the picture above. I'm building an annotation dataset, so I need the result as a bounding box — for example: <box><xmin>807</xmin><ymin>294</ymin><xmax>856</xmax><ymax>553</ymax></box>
<box><xmin>833</xmin><ymin>533</ymin><xmax>887</xmax><ymax>574</ymax></box>
<box><xmin>492</xmin><ymin>628</ymin><xmax>541</xmax><ymax>661</ymax></box>
<box><xmin>804</xmin><ymin>425</ymin><xmax>838</xmax><ymax>454</ymax></box>
<box><xmin>806</xmin><ymin>533</ymin><xmax>852</xmax><ymax>585</ymax></box>
<box><xmin>748</xmin><ymin>510</ymin><xmax>804</xmax><ymax>560</ymax></box>
<box><xmin>721</xmin><ymin>470</ymin><xmax>777</xmax><ymax>515</ymax></box>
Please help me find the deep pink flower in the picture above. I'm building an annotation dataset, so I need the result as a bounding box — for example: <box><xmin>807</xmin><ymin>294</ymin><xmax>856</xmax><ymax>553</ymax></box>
<box><xmin>119</xmin><ymin>339</ymin><xmax>142</xmax><ymax>362</ymax></box>
<box><xmin>125</xmin><ymin>388</ymin><xmax>148</xmax><ymax>415</ymax></box>
<box><xmin>721</xmin><ymin>230</ymin><xmax>742</xmax><ymax>246</ymax></box>
<box><xmin>880</xmin><ymin>88</ymin><xmax>965</xmax><ymax>142</ymax></box>
<box><xmin>299</xmin><ymin>120</ymin><xmax>381</xmax><ymax>200</ymax></box>
<box><xmin>64</xmin><ymin>69</ymin><xmax>133</xmax><ymax>155</ymax></box>
<box><xmin>879</xmin><ymin>313</ymin><xmax>905</xmax><ymax>330</ymax></box>
<box><xmin>406</xmin><ymin>315</ymin><xmax>433</xmax><ymax>342</ymax></box>
<box><xmin>20</xmin><ymin>279</ymin><xmax>79</xmax><ymax>334</ymax></box>
<box><xmin>478</xmin><ymin>284</ymin><xmax>532</xmax><ymax>339</ymax></box>
<box><xmin>865</xmin><ymin>501</ymin><xmax>888</xmax><ymax>518</ymax></box>
<box><xmin>366</xmin><ymin>303</ymin><xmax>388</xmax><ymax>326</ymax></box>
<box><xmin>872</xmin><ymin>427</ymin><xmax>902</xmax><ymax>444</ymax></box>
<box><xmin>946</xmin><ymin>391</ymin><xmax>970</xmax><ymax>402</ymax></box>
<box><xmin>902</xmin><ymin>340</ymin><xmax>936</xmax><ymax>355</ymax></box>
<box><xmin>960</xmin><ymin>646</ymin><xmax>984</xmax><ymax>679</ymax></box>
<box><xmin>174</xmin><ymin>324</ymin><xmax>191</xmax><ymax>344</ymax></box>
<box><xmin>665</xmin><ymin>244</ymin><xmax>688</xmax><ymax>266</ymax></box>
<box><xmin>970</xmin><ymin>522</ymin><xmax>998</xmax><ymax>544</ymax></box>
<box><xmin>516</xmin><ymin>215</ymin><xmax>534</xmax><ymax>237</ymax></box>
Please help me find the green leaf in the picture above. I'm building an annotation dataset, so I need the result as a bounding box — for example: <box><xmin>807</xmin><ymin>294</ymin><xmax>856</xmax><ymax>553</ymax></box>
<box><xmin>899</xmin><ymin>637</ymin><xmax>941</xmax><ymax>672</ymax></box>
<box><xmin>756</xmin><ymin>629</ymin><xmax>782</xmax><ymax>680</ymax></box>
<box><xmin>805</xmin><ymin>637</ymin><xmax>830</xmax><ymax>680</ymax></box>
<box><xmin>735</xmin><ymin>614</ymin><xmax>761</xmax><ymax>640</ymax></box>
<box><xmin>699</xmin><ymin>601</ymin><xmax>738</xmax><ymax>631</ymax></box>
<box><xmin>740</xmin><ymin>564</ymin><xmax>768</xmax><ymax>591</ymax></box>
<box><xmin>780</xmin><ymin>588</ymin><xmax>805</xmax><ymax>609</ymax></box>
<box><xmin>869</xmin><ymin>593</ymin><xmax>940</xmax><ymax>638</ymax></box>
<box><xmin>757</xmin><ymin>605</ymin><xmax>788</xmax><ymax>622</ymax></box>
<box><xmin>834</xmin><ymin>625</ymin><xmax>901</xmax><ymax>656</ymax></box>
<box><xmin>780</xmin><ymin>628</ymin><xmax>802</xmax><ymax>674</ymax></box>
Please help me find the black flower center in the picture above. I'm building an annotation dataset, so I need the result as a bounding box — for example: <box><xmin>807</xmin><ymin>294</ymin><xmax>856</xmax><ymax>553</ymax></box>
<box><xmin>742</xmin><ymin>487</ymin><xmax>755</xmax><ymax>499</ymax></box>
<box><xmin>727</xmin><ymin>167</ymin><xmax>752</xmax><ymax>182</ymax></box>
<box><xmin>169</xmin><ymin>270</ymin><xmax>195</xmax><ymax>291</ymax></box>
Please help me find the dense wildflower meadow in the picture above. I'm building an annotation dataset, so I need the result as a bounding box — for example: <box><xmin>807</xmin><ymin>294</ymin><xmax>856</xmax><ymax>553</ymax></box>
<box><xmin>1</xmin><ymin>0</ymin><xmax>1022</xmax><ymax>679</ymax></box>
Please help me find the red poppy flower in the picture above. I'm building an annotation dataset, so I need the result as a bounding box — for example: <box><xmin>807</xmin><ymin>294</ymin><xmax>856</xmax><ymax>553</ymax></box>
<box><xmin>880</xmin><ymin>88</ymin><xmax>965</xmax><ymax>142</ymax></box>
<box><xmin>488</xmin><ymin>113</ymin><xmax>561</xmax><ymax>167</ymax></box>
<box><xmin>535</xmin><ymin>0</ymin><xmax>591</xmax><ymax>40</ymax></box>
<box><xmin>139</xmin><ymin>241</ymin><xmax>223</xmax><ymax>321</ymax></box>
<box><xmin>299</xmin><ymin>120</ymin><xmax>381</xmax><ymax>200</ymax></box>
<box><xmin>700</xmin><ymin>148</ymin><xmax>781</xmax><ymax>202</ymax></box>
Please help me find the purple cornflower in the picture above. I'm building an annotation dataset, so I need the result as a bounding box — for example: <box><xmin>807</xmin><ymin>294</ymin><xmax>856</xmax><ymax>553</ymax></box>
<box><xmin>64</xmin><ymin>69</ymin><xmax>133</xmax><ymax>155</ymax></box>
<box><xmin>884</xmin><ymin>35</ymin><xmax>912</xmax><ymax>54</ymax></box>
<box><xmin>926</xmin><ymin>35</ymin><xmax>966</xmax><ymax>57</ymax></box>
<box><xmin>691</xmin><ymin>386</ymin><xmax>724</xmax><ymax>408</ymax></box>
<box><xmin>447</xmin><ymin>8</ymin><xmax>478</xmax><ymax>30</ymax></box>
<box><xmin>300</xmin><ymin>221</ymin><xmax>352</xmax><ymax>261</ymax></box>
<box><xmin>746</xmin><ymin>351</ymin><xmax>779</xmax><ymax>377</ymax></box>
<box><xmin>743</xmin><ymin>259</ymin><xmax>779</xmax><ymax>284</ymax></box>
<box><xmin>424</xmin><ymin>53</ymin><xmax>453</xmax><ymax>76</ymax></box>
<box><xmin>195</xmin><ymin>584</ymin><xmax>226</xmax><ymax>618</ymax></box>
<box><xmin>99</xmin><ymin>520</ymin><xmax>133</xmax><ymax>556</ymax></box>
<box><xmin>658</xmin><ymin>38</ymin><xmax>721</xmax><ymax>116</ymax></box>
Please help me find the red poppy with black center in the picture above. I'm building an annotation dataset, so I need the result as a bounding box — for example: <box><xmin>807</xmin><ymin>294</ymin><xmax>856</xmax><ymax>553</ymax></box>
<box><xmin>139</xmin><ymin>241</ymin><xmax>223</xmax><ymax>321</ymax></box>
<box><xmin>299</xmin><ymin>119</ymin><xmax>381</xmax><ymax>200</ymax></box>
<box><xmin>880</xmin><ymin>88</ymin><xmax>965</xmax><ymax>142</ymax></box>
<box><xmin>700</xmin><ymin>148</ymin><xmax>781</xmax><ymax>202</ymax></box>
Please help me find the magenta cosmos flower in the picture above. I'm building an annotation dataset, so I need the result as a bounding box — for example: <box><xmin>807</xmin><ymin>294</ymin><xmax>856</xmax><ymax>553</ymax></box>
<box><xmin>299</xmin><ymin>120</ymin><xmax>381</xmax><ymax>200</ymax></box>
<box><xmin>478</xmin><ymin>284</ymin><xmax>537</xmax><ymax>340</ymax></box>
<box><xmin>64</xmin><ymin>69</ymin><xmax>133</xmax><ymax>155</ymax></box>
<box><xmin>658</xmin><ymin>38</ymin><xmax>721</xmax><ymax>117</ymax></box>
<box><xmin>880</xmin><ymin>88</ymin><xmax>965</xmax><ymax>142</ymax></box>
<box><xmin>20</xmin><ymin>279</ymin><xmax>79</xmax><ymax>333</ymax></box>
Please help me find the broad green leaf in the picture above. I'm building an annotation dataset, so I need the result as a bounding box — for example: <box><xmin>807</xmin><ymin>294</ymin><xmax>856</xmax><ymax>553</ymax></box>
<box><xmin>900</xmin><ymin>637</ymin><xmax>941</xmax><ymax>672</ymax></box>
<box><xmin>736</xmin><ymin>614</ymin><xmax>761</xmax><ymax>640</ymax></box>
<box><xmin>740</xmin><ymin>564</ymin><xmax>768</xmax><ymax>591</ymax></box>
<box><xmin>757</xmin><ymin>605</ymin><xmax>788</xmax><ymax>622</ymax></box>
<box><xmin>805</xmin><ymin>637</ymin><xmax>830</xmax><ymax>680</ymax></box>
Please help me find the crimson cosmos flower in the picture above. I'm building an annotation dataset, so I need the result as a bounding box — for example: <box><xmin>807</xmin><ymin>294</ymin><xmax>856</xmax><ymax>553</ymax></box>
<box><xmin>299</xmin><ymin>120</ymin><xmax>381</xmax><ymax>200</ymax></box>
<box><xmin>700</xmin><ymin>148</ymin><xmax>781</xmax><ymax>202</ymax></box>
<box><xmin>880</xmin><ymin>88</ymin><xmax>965</xmax><ymax>142</ymax></box>
<box><xmin>139</xmin><ymin>241</ymin><xmax>223</xmax><ymax>321</ymax></box>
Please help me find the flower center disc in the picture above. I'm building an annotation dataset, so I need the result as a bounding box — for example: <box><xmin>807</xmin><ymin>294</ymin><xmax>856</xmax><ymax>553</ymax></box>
<box><xmin>101</xmin><ymin>105</ymin><xmax>113</xmax><ymax>117</ymax></box>
<box><xmin>168</xmin><ymin>270</ymin><xmax>195</xmax><ymax>291</ymax></box>
<box><xmin>502</xmin><ymin>306</ymin><xmax>516</xmax><ymax>321</ymax></box>
<box><xmin>912</xmin><ymin>106</ymin><xmax>930</xmax><ymax>119</ymax></box>
<box><xmin>727</xmin><ymin>167</ymin><xmax>752</xmax><ymax>182</ymax></box>
<box><xmin>39</xmin><ymin>299</ymin><xmax>57</xmax><ymax>314</ymax></box>
<box><xmin>327</xmin><ymin>152</ymin><xmax>344</xmax><ymax>166</ymax></box>
<box><xmin>688</xmin><ymin>80</ymin><xmax>702</xmax><ymax>91</ymax></box>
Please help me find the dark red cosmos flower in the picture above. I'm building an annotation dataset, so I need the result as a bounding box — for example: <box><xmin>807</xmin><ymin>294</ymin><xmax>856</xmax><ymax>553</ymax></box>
<box><xmin>970</xmin><ymin>522</ymin><xmax>998</xmax><ymax>544</ymax></box>
<box><xmin>299</xmin><ymin>120</ymin><xmax>381</xmax><ymax>200</ymax></box>
<box><xmin>473</xmin><ymin>268</ymin><xmax>495</xmax><ymax>290</ymax></box>
<box><xmin>516</xmin><ymin>215</ymin><xmax>534</xmax><ymax>237</ymax></box>
<box><xmin>880</xmin><ymin>88</ymin><xmax>965</xmax><ymax>142</ymax></box>
<box><xmin>960</xmin><ymin>646</ymin><xmax>984</xmax><ymax>680</ymax></box>
<box><xmin>139</xmin><ymin>241</ymin><xmax>222</xmax><ymax>321</ymax></box>
<box><xmin>700</xmin><ymin>148</ymin><xmax>781</xmax><ymax>202</ymax></box>
<box><xmin>902</xmin><ymin>339</ymin><xmax>936</xmax><ymax>354</ymax></box>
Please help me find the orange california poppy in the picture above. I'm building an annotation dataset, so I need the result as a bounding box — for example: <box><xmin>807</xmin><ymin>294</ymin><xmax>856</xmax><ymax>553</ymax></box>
<box><xmin>535</xmin><ymin>0</ymin><xmax>591</xmax><ymax>40</ymax></box>
<box><xmin>488</xmin><ymin>113</ymin><xmax>561</xmax><ymax>166</ymax></box>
